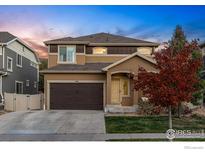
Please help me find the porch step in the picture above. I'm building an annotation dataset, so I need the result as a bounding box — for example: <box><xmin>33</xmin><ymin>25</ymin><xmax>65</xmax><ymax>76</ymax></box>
<box><xmin>105</xmin><ymin>105</ymin><xmax>137</xmax><ymax>113</ymax></box>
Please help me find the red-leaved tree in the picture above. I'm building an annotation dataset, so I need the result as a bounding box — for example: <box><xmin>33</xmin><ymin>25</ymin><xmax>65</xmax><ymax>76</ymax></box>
<box><xmin>134</xmin><ymin>41</ymin><xmax>202</xmax><ymax>129</ymax></box>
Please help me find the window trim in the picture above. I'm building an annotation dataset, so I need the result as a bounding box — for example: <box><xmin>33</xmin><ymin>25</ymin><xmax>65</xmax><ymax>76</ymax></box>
<box><xmin>26</xmin><ymin>80</ymin><xmax>30</xmax><ymax>87</ymax></box>
<box><xmin>92</xmin><ymin>47</ymin><xmax>107</xmax><ymax>55</ymax></box>
<box><xmin>57</xmin><ymin>45</ymin><xmax>76</xmax><ymax>64</ymax></box>
<box><xmin>16</xmin><ymin>54</ymin><xmax>22</xmax><ymax>68</ymax></box>
<box><xmin>34</xmin><ymin>81</ymin><xmax>37</xmax><ymax>88</ymax></box>
<box><xmin>7</xmin><ymin>56</ymin><xmax>13</xmax><ymax>72</ymax></box>
<box><xmin>15</xmin><ymin>81</ymin><xmax>23</xmax><ymax>94</ymax></box>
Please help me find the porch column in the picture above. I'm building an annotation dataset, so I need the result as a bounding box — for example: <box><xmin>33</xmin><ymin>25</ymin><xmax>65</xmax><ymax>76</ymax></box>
<box><xmin>106</xmin><ymin>72</ymin><xmax>112</xmax><ymax>105</ymax></box>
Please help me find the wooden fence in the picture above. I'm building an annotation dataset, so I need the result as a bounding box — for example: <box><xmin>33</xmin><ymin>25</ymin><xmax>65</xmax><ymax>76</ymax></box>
<box><xmin>4</xmin><ymin>93</ymin><xmax>43</xmax><ymax>111</ymax></box>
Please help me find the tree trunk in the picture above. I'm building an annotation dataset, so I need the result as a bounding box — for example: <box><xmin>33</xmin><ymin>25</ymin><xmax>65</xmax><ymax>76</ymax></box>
<box><xmin>169</xmin><ymin>105</ymin><xmax>172</xmax><ymax>129</ymax></box>
<box><xmin>168</xmin><ymin>105</ymin><xmax>173</xmax><ymax>142</ymax></box>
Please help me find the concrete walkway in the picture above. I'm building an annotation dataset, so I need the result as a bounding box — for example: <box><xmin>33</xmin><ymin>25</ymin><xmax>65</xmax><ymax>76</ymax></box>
<box><xmin>0</xmin><ymin>133</ymin><xmax>204</xmax><ymax>141</ymax></box>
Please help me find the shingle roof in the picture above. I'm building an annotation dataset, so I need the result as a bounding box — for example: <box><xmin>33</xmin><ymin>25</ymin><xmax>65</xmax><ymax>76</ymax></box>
<box><xmin>44</xmin><ymin>32</ymin><xmax>159</xmax><ymax>46</ymax></box>
<box><xmin>0</xmin><ymin>32</ymin><xmax>16</xmax><ymax>44</ymax></box>
<box><xmin>41</xmin><ymin>63</ymin><xmax>112</xmax><ymax>73</ymax></box>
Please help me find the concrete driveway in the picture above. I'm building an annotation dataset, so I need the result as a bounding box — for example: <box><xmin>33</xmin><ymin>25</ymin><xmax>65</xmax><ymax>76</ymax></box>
<box><xmin>0</xmin><ymin>110</ymin><xmax>105</xmax><ymax>136</ymax></box>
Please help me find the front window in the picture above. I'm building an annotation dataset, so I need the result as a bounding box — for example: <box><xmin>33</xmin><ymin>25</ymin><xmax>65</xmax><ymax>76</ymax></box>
<box><xmin>7</xmin><ymin>57</ymin><xmax>13</xmax><ymax>72</ymax></box>
<box><xmin>122</xmin><ymin>78</ymin><xmax>129</xmax><ymax>96</ymax></box>
<box><xmin>58</xmin><ymin>46</ymin><xmax>76</xmax><ymax>63</ymax></box>
<box><xmin>15</xmin><ymin>81</ymin><xmax>23</xmax><ymax>94</ymax></box>
<box><xmin>16</xmin><ymin>54</ymin><xmax>22</xmax><ymax>67</ymax></box>
<box><xmin>137</xmin><ymin>47</ymin><xmax>152</xmax><ymax>55</ymax></box>
<box><xmin>93</xmin><ymin>47</ymin><xmax>107</xmax><ymax>55</ymax></box>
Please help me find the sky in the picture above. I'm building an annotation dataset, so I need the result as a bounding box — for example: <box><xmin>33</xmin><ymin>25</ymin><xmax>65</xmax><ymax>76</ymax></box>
<box><xmin>0</xmin><ymin>5</ymin><xmax>205</xmax><ymax>58</ymax></box>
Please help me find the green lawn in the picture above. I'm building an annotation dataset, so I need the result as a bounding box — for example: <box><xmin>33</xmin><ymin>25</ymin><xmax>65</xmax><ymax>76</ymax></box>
<box><xmin>105</xmin><ymin>115</ymin><xmax>205</xmax><ymax>133</ymax></box>
<box><xmin>108</xmin><ymin>138</ymin><xmax>205</xmax><ymax>142</ymax></box>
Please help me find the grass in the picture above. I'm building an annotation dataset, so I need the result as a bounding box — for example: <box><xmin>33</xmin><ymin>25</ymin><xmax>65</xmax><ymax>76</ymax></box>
<box><xmin>108</xmin><ymin>138</ymin><xmax>205</xmax><ymax>142</ymax></box>
<box><xmin>105</xmin><ymin>115</ymin><xmax>205</xmax><ymax>133</ymax></box>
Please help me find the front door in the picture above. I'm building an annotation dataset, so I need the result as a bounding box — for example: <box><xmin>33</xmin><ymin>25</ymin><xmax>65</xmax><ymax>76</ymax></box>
<box><xmin>111</xmin><ymin>78</ymin><xmax>120</xmax><ymax>104</ymax></box>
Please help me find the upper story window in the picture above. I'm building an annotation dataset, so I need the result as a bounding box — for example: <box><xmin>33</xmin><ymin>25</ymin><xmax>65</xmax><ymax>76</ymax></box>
<box><xmin>7</xmin><ymin>57</ymin><xmax>13</xmax><ymax>72</ymax></box>
<box><xmin>58</xmin><ymin>45</ymin><xmax>76</xmax><ymax>63</ymax></box>
<box><xmin>137</xmin><ymin>47</ymin><xmax>152</xmax><ymax>55</ymax></box>
<box><xmin>16</xmin><ymin>54</ymin><xmax>22</xmax><ymax>67</ymax></box>
<box><xmin>93</xmin><ymin>47</ymin><xmax>107</xmax><ymax>55</ymax></box>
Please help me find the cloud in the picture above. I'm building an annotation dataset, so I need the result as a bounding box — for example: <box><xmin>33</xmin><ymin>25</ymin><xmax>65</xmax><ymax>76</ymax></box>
<box><xmin>0</xmin><ymin>8</ymin><xmax>68</xmax><ymax>58</ymax></box>
<box><xmin>115</xmin><ymin>24</ymin><xmax>166</xmax><ymax>43</ymax></box>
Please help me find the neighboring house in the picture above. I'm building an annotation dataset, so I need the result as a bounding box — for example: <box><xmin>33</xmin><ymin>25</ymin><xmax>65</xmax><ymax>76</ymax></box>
<box><xmin>0</xmin><ymin>32</ymin><xmax>39</xmax><ymax>103</ymax></box>
<box><xmin>41</xmin><ymin>32</ymin><xmax>159</xmax><ymax>112</ymax></box>
<box><xmin>200</xmin><ymin>42</ymin><xmax>205</xmax><ymax>66</ymax></box>
<box><xmin>200</xmin><ymin>42</ymin><xmax>205</xmax><ymax>106</ymax></box>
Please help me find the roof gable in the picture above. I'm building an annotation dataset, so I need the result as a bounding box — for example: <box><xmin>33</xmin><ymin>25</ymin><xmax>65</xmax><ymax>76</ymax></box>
<box><xmin>0</xmin><ymin>32</ymin><xmax>16</xmax><ymax>44</ymax></box>
<box><xmin>103</xmin><ymin>52</ymin><xmax>156</xmax><ymax>71</ymax></box>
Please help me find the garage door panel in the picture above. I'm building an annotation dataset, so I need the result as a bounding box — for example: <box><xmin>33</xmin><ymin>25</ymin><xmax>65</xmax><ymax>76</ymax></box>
<box><xmin>50</xmin><ymin>83</ymin><xmax>103</xmax><ymax>110</ymax></box>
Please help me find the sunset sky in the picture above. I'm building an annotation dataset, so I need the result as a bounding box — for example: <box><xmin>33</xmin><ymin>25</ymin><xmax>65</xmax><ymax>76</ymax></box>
<box><xmin>0</xmin><ymin>5</ymin><xmax>205</xmax><ymax>58</ymax></box>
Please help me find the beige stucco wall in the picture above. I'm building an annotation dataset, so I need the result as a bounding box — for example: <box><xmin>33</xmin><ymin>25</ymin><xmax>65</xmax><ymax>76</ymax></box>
<box><xmin>44</xmin><ymin>73</ymin><xmax>106</xmax><ymax>109</ymax></box>
<box><xmin>85</xmin><ymin>55</ymin><xmax>126</xmax><ymax>63</ymax></box>
<box><xmin>48</xmin><ymin>55</ymin><xmax>58</xmax><ymax>68</ymax></box>
<box><xmin>48</xmin><ymin>54</ymin><xmax>125</xmax><ymax>68</ymax></box>
<box><xmin>76</xmin><ymin>55</ymin><xmax>86</xmax><ymax>64</ymax></box>
<box><xmin>106</xmin><ymin>55</ymin><xmax>157</xmax><ymax>106</ymax></box>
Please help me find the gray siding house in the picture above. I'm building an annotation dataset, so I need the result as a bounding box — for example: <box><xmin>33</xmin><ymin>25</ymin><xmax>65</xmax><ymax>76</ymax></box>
<box><xmin>0</xmin><ymin>32</ymin><xmax>39</xmax><ymax>103</ymax></box>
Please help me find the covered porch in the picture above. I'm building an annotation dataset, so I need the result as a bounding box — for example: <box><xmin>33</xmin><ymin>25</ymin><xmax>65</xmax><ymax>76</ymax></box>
<box><xmin>105</xmin><ymin>71</ymin><xmax>140</xmax><ymax>113</ymax></box>
<box><xmin>103</xmin><ymin>52</ymin><xmax>157</xmax><ymax>113</ymax></box>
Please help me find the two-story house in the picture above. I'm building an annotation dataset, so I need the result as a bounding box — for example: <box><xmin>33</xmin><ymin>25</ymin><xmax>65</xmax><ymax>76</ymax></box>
<box><xmin>41</xmin><ymin>33</ymin><xmax>159</xmax><ymax>112</ymax></box>
<box><xmin>0</xmin><ymin>32</ymin><xmax>39</xmax><ymax>104</ymax></box>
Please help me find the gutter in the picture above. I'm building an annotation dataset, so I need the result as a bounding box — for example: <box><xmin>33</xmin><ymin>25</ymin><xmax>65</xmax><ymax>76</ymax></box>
<box><xmin>40</xmin><ymin>70</ymin><xmax>105</xmax><ymax>74</ymax></box>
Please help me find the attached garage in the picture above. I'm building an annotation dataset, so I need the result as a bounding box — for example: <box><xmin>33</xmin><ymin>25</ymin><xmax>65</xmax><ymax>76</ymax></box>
<box><xmin>49</xmin><ymin>82</ymin><xmax>104</xmax><ymax>110</ymax></box>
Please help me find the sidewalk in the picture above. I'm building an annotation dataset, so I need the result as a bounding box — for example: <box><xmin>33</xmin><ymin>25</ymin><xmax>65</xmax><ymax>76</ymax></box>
<box><xmin>0</xmin><ymin>133</ymin><xmax>204</xmax><ymax>141</ymax></box>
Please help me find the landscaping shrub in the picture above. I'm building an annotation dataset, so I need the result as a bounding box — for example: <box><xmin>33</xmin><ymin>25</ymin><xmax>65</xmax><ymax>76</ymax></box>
<box><xmin>138</xmin><ymin>99</ymin><xmax>166</xmax><ymax>115</ymax></box>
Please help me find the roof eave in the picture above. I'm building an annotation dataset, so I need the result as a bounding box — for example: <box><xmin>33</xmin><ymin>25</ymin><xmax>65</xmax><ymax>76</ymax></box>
<box><xmin>44</xmin><ymin>41</ymin><xmax>159</xmax><ymax>47</ymax></box>
<box><xmin>44</xmin><ymin>41</ymin><xmax>90</xmax><ymax>45</ymax></box>
<box><xmin>102</xmin><ymin>52</ymin><xmax>156</xmax><ymax>71</ymax></box>
<box><xmin>88</xmin><ymin>43</ymin><xmax>159</xmax><ymax>46</ymax></box>
<box><xmin>40</xmin><ymin>70</ymin><xmax>104</xmax><ymax>74</ymax></box>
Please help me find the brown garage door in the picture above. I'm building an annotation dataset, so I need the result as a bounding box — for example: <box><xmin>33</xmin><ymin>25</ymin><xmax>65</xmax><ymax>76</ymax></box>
<box><xmin>50</xmin><ymin>83</ymin><xmax>103</xmax><ymax>110</ymax></box>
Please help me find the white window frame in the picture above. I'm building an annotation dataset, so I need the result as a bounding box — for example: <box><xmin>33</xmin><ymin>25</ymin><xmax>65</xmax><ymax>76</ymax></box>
<box><xmin>16</xmin><ymin>54</ymin><xmax>22</xmax><ymax>68</ymax></box>
<box><xmin>34</xmin><ymin>81</ymin><xmax>37</xmax><ymax>88</ymax></box>
<box><xmin>58</xmin><ymin>45</ymin><xmax>76</xmax><ymax>64</ymax></box>
<box><xmin>15</xmin><ymin>81</ymin><xmax>23</xmax><ymax>94</ymax></box>
<box><xmin>92</xmin><ymin>47</ymin><xmax>107</xmax><ymax>55</ymax></box>
<box><xmin>7</xmin><ymin>57</ymin><xmax>13</xmax><ymax>72</ymax></box>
